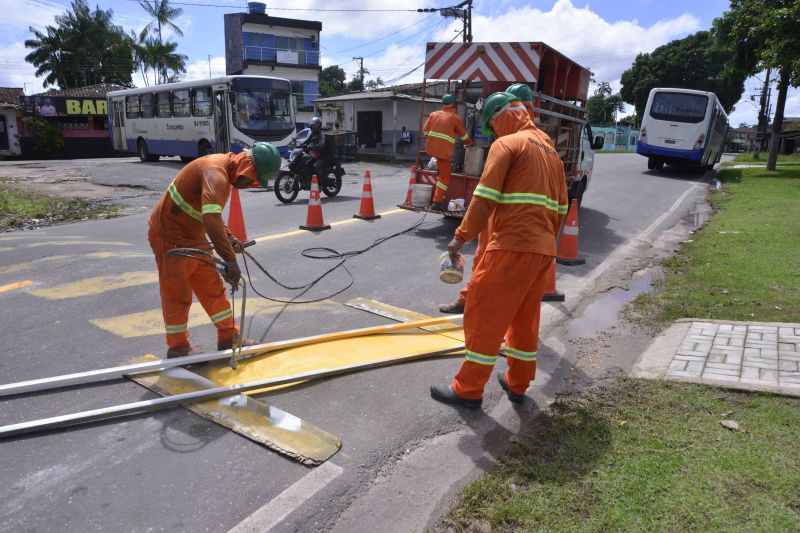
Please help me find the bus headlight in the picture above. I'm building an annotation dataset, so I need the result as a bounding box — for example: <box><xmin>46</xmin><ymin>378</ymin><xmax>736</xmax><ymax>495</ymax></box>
<box><xmin>640</xmin><ymin>127</ymin><xmax>647</xmax><ymax>143</ymax></box>
<box><xmin>693</xmin><ymin>133</ymin><xmax>705</xmax><ymax>150</ymax></box>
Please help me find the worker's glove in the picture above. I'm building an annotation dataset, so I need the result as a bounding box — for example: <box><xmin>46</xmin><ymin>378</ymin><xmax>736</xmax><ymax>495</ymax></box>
<box><xmin>223</xmin><ymin>260</ymin><xmax>242</xmax><ymax>287</ymax></box>
<box><xmin>230</xmin><ymin>235</ymin><xmax>244</xmax><ymax>254</ymax></box>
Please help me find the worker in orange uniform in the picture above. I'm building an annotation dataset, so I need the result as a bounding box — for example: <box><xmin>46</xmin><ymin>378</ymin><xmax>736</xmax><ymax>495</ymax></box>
<box><xmin>430</xmin><ymin>92</ymin><xmax>569</xmax><ymax>407</ymax></box>
<box><xmin>422</xmin><ymin>92</ymin><xmax>473</xmax><ymax>212</ymax></box>
<box><xmin>148</xmin><ymin>143</ymin><xmax>282</xmax><ymax>358</ymax></box>
<box><xmin>438</xmin><ymin>83</ymin><xmax>538</xmax><ymax>315</ymax></box>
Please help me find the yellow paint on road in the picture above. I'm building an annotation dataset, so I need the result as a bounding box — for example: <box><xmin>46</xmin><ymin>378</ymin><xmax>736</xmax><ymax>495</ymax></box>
<box><xmin>196</xmin><ymin>328</ymin><xmax>464</xmax><ymax>396</ymax></box>
<box><xmin>0</xmin><ymin>247</ymin><xmax>12</xmax><ymax>252</ymax></box>
<box><xmin>30</xmin><ymin>271</ymin><xmax>158</xmax><ymax>300</ymax></box>
<box><xmin>253</xmin><ymin>208</ymin><xmax>405</xmax><ymax>244</ymax></box>
<box><xmin>91</xmin><ymin>298</ymin><xmax>340</xmax><ymax>338</ymax></box>
<box><xmin>0</xmin><ymin>252</ymin><xmax>149</xmax><ymax>276</ymax></box>
<box><xmin>0</xmin><ymin>280</ymin><xmax>33</xmax><ymax>293</ymax></box>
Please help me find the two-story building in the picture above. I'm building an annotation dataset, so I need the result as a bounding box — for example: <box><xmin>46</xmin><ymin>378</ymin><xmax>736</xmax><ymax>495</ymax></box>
<box><xmin>224</xmin><ymin>1</ymin><xmax>321</xmax><ymax>131</ymax></box>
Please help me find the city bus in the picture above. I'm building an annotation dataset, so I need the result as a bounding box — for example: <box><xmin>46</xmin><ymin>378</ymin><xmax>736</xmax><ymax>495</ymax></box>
<box><xmin>637</xmin><ymin>87</ymin><xmax>728</xmax><ymax>170</ymax></box>
<box><xmin>107</xmin><ymin>75</ymin><xmax>296</xmax><ymax>162</ymax></box>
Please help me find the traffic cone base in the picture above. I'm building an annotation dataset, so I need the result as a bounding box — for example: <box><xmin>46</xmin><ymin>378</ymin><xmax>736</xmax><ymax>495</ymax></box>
<box><xmin>556</xmin><ymin>198</ymin><xmax>585</xmax><ymax>266</ymax></box>
<box><xmin>541</xmin><ymin>258</ymin><xmax>565</xmax><ymax>302</ymax></box>
<box><xmin>354</xmin><ymin>170</ymin><xmax>381</xmax><ymax>220</ymax></box>
<box><xmin>300</xmin><ymin>175</ymin><xmax>331</xmax><ymax>232</ymax></box>
<box><xmin>404</xmin><ymin>166</ymin><xmax>417</xmax><ymax>205</ymax></box>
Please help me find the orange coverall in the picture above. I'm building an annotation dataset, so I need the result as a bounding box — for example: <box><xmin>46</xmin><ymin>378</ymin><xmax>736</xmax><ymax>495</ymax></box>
<box><xmin>148</xmin><ymin>152</ymin><xmax>258</xmax><ymax>350</ymax></box>
<box><xmin>450</xmin><ymin>103</ymin><xmax>569</xmax><ymax>400</ymax></box>
<box><xmin>454</xmin><ymin>105</ymin><xmax>538</xmax><ymax>306</ymax></box>
<box><xmin>422</xmin><ymin>105</ymin><xmax>472</xmax><ymax>203</ymax></box>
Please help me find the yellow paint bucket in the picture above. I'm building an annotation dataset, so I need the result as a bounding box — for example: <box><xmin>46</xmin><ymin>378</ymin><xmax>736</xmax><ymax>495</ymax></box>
<box><xmin>439</xmin><ymin>252</ymin><xmax>465</xmax><ymax>284</ymax></box>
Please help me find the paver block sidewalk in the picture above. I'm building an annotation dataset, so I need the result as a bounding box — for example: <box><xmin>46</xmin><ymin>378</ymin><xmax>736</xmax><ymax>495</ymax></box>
<box><xmin>631</xmin><ymin>319</ymin><xmax>800</xmax><ymax>397</ymax></box>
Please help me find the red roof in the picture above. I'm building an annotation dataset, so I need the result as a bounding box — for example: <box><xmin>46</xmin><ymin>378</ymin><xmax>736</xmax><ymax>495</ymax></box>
<box><xmin>0</xmin><ymin>87</ymin><xmax>23</xmax><ymax>107</ymax></box>
<box><xmin>32</xmin><ymin>83</ymin><xmax>129</xmax><ymax>98</ymax></box>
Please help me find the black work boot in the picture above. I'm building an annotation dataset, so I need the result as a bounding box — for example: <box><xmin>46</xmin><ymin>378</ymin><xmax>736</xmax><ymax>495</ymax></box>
<box><xmin>429</xmin><ymin>201</ymin><xmax>445</xmax><ymax>212</ymax></box>
<box><xmin>497</xmin><ymin>373</ymin><xmax>526</xmax><ymax>403</ymax></box>
<box><xmin>166</xmin><ymin>344</ymin><xmax>198</xmax><ymax>359</ymax></box>
<box><xmin>430</xmin><ymin>384</ymin><xmax>482</xmax><ymax>408</ymax></box>
<box><xmin>218</xmin><ymin>337</ymin><xmax>259</xmax><ymax>351</ymax></box>
<box><xmin>438</xmin><ymin>300</ymin><xmax>465</xmax><ymax>314</ymax></box>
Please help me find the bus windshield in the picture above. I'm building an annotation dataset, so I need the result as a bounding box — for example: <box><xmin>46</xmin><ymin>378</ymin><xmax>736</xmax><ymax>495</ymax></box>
<box><xmin>650</xmin><ymin>92</ymin><xmax>708</xmax><ymax>123</ymax></box>
<box><xmin>231</xmin><ymin>78</ymin><xmax>293</xmax><ymax>136</ymax></box>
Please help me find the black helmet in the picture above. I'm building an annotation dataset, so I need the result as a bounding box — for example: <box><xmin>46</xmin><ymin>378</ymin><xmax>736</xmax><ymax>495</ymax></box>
<box><xmin>309</xmin><ymin>117</ymin><xmax>322</xmax><ymax>130</ymax></box>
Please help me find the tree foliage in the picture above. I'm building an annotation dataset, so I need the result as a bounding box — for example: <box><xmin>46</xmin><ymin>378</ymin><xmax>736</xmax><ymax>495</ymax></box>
<box><xmin>712</xmin><ymin>0</ymin><xmax>800</xmax><ymax>169</ymax></box>
<box><xmin>619</xmin><ymin>31</ymin><xmax>747</xmax><ymax>117</ymax></box>
<box><xmin>319</xmin><ymin>66</ymin><xmax>347</xmax><ymax>97</ymax></box>
<box><xmin>587</xmin><ymin>82</ymin><xmax>625</xmax><ymax>125</ymax></box>
<box><xmin>136</xmin><ymin>0</ymin><xmax>186</xmax><ymax>84</ymax></box>
<box><xmin>19</xmin><ymin>116</ymin><xmax>64</xmax><ymax>157</ymax></box>
<box><xmin>24</xmin><ymin>0</ymin><xmax>133</xmax><ymax>88</ymax></box>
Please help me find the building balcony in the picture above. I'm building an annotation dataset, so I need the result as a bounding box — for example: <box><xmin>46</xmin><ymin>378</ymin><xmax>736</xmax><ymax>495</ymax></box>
<box><xmin>243</xmin><ymin>46</ymin><xmax>320</xmax><ymax>68</ymax></box>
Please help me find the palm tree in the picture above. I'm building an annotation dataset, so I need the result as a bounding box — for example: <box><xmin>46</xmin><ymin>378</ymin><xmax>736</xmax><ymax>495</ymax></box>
<box><xmin>137</xmin><ymin>1</ymin><xmax>183</xmax><ymax>44</ymax></box>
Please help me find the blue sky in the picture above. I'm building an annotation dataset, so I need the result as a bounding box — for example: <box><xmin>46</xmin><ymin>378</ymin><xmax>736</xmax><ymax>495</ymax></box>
<box><xmin>1</xmin><ymin>0</ymin><xmax>797</xmax><ymax>127</ymax></box>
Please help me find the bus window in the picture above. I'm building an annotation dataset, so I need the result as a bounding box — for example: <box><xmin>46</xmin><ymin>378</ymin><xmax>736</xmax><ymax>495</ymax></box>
<box><xmin>156</xmin><ymin>92</ymin><xmax>171</xmax><ymax>117</ymax></box>
<box><xmin>650</xmin><ymin>92</ymin><xmax>708</xmax><ymax>123</ymax></box>
<box><xmin>126</xmin><ymin>96</ymin><xmax>140</xmax><ymax>119</ymax></box>
<box><xmin>233</xmin><ymin>90</ymin><xmax>294</xmax><ymax>132</ymax></box>
<box><xmin>173</xmin><ymin>90</ymin><xmax>191</xmax><ymax>117</ymax></box>
<box><xmin>192</xmin><ymin>87</ymin><xmax>213</xmax><ymax>117</ymax></box>
<box><xmin>140</xmin><ymin>93</ymin><xmax>155</xmax><ymax>119</ymax></box>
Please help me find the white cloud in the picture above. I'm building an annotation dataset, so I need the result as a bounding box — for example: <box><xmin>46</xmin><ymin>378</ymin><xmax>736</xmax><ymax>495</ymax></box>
<box><xmin>183</xmin><ymin>55</ymin><xmax>226</xmax><ymax>81</ymax></box>
<box><xmin>0</xmin><ymin>0</ymin><xmax>65</xmax><ymax>32</ymax></box>
<box><xmin>0</xmin><ymin>41</ymin><xmax>45</xmax><ymax>92</ymax></box>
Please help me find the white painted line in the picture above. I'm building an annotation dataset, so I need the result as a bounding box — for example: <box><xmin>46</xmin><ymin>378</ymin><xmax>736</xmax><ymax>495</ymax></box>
<box><xmin>228</xmin><ymin>461</ymin><xmax>343</xmax><ymax>533</ymax></box>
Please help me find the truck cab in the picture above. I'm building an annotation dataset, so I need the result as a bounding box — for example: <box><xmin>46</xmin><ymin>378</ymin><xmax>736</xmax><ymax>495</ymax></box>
<box><xmin>575</xmin><ymin>122</ymin><xmax>603</xmax><ymax>206</ymax></box>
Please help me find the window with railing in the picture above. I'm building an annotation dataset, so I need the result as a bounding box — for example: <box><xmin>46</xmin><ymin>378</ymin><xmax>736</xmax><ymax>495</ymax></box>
<box><xmin>290</xmin><ymin>80</ymin><xmax>320</xmax><ymax>112</ymax></box>
<box><xmin>242</xmin><ymin>32</ymin><xmax>319</xmax><ymax>66</ymax></box>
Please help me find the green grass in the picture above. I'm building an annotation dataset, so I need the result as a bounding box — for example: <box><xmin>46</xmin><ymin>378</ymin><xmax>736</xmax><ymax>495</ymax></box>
<box><xmin>630</xmin><ymin>164</ymin><xmax>800</xmax><ymax>325</ymax></box>
<box><xmin>729</xmin><ymin>152</ymin><xmax>800</xmax><ymax>166</ymax></box>
<box><xmin>440</xmin><ymin>378</ymin><xmax>800</xmax><ymax>532</ymax></box>
<box><xmin>0</xmin><ymin>187</ymin><xmax>116</xmax><ymax>230</ymax></box>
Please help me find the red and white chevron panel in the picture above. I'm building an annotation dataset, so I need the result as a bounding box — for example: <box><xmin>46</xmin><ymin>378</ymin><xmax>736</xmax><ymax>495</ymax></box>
<box><xmin>424</xmin><ymin>42</ymin><xmax>541</xmax><ymax>82</ymax></box>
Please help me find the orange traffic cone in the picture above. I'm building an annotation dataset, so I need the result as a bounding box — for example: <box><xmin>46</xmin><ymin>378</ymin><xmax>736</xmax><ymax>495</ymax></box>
<box><xmin>228</xmin><ymin>187</ymin><xmax>248</xmax><ymax>241</ymax></box>
<box><xmin>354</xmin><ymin>170</ymin><xmax>380</xmax><ymax>220</ymax></box>
<box><xmin>404</xmin><ymin>166</ymin><xmax>417</xmax><ymax>205</ymax></box>
<box><xmin>541</xmin><ymin>258</ymin><xmax>565</xmax><ymax>302</ymax></box>
<box><xmin>556</xmin><ymin>199</ymin><xmax>585</xmax><ymax>266</ymax></box>
<box><xmin>300</xmin><ymin>175</ymin><xmax>331</xmax><ymax>231</ymax></box>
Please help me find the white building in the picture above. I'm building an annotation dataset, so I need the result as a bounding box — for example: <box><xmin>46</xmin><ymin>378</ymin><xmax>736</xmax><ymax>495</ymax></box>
<box><xmin>0</xmin><ymin>88</ymin><xmax>22</xmax><ymax>157</ymax></box>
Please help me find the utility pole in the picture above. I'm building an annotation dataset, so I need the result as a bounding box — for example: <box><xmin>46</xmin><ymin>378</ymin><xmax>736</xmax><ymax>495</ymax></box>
<box><xmin>427</xmin><ymin>0</ymin><xmax>473</xmax><ymax>43</ymax></box>
<box><xmin>754</xmin><ymin>68</ymin><xmax>771</xmax><ymax>159</ymax></box>
<box><xmin>353</xmin><ymin>56</ymin><xmax>364</xmax><ymax>91</ymax></box>
<box><xmin>208</xmin><ymin>55</ymin><xmax>212</xmax><ymax>78</ymax></box>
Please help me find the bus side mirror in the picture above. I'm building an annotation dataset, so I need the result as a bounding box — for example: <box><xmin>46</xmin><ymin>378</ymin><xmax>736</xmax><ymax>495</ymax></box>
<box><xmin>592</xmin><ymin>137</ymin><xmax>604</xmax><ymax>150</ymax></box>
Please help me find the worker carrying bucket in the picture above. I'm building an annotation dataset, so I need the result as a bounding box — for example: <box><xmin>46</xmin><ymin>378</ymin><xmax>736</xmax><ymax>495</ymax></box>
<box><xmin>422</xmin><ymin>93</ymin><xmax>473</xmax><ymax>212</ymax></box>
<box><xmin>147</xmin><ymin>143</ymin><xmax>281</xmax><ymax>358</ymax></box>
<box><xmin>430</xmin><ymin>92</ymin><xmax>569</xmax><ymax>408</ymax></box>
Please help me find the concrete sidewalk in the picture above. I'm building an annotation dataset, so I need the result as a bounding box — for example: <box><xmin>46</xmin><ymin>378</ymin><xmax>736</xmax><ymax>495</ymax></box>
<box><xmin>632</xmin><ymin>319</ymin><xmax>800</xmax><ymax>397</ymax></box>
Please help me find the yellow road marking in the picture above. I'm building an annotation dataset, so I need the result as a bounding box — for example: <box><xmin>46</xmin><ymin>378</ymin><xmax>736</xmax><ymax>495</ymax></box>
<box><xmin>254</xmin><ymin>208</ymin><xmax>405</xmax><ymax>244</ymax></box>
<box><xmin>0</xmin><ymin>252</ymin><xmax>149</xmax><ymax>276</ymax></box>
<box><xmin>0</xmin><ymin>247</ymin><xmax>12</xmax><ymax>252</ymax></box>
<box><xmin>30</xmin><ymin>271</ymin><xmax>158</xmax><ymax>300</ymax></box>
<box><xmin>0</xmin><ymin>280</ymin><xmax>33</xmax><ymax>293</ymax></box>
<box><xmin>90</xmin><ymin>298</ymin><xmax>340</xmax><ymax>338</ymax></box>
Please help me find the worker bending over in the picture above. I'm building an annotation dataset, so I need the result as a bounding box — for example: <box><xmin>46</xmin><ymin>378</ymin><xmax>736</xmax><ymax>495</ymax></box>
<box><xmin>438</xmin><ymin>83</ymin><xmax>539</xmax><ymax>315</ymax></box>
<box><xmin>148</xmin><ymin>143</ymin><xmax>281</xmax><ymax>358</ymax></box>
<box><xmin>422</xmin><ymin>93</ymin><xmax>473</xmax><ymax>212</ymax></box>
<box><xmin>430</xmin><ymin>92</ymin><xmax>569</xmax><ymax>407</ymax></box>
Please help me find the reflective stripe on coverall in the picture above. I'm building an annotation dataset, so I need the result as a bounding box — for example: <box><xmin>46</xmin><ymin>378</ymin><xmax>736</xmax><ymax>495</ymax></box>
<box><xmin>148</xmin><ymin>152</ymin><xmax>259</xmax><ymax>349</ymax></box>
<box><xmin>449</xmin><ymin>103</ymin><xmax>568</xmax><ymax>399</ymax></box>
<box><xmin>422</xmin><ymin>105</ymin><xmax>472</xmax><ymax>203</ymax></box>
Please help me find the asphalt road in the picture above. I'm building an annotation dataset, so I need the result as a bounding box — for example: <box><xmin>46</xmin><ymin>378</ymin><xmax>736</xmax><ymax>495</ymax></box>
<box><xmin>0</xmin><ymin>153</ymin><xmax>715</xmax><ymax>532</ymax></box>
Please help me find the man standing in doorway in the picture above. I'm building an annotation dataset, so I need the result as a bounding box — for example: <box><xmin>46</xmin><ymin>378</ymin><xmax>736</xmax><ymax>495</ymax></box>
<box><xmin>422</xmin><ymin>93</ymin><xmax>473</xmax><ymax>211</ymax></box>
<box><xmin>430</xmin><ymin>92</ymin><xmax>568</xmax><ymax>407</ymax></box>
<box><xmin>397</xmin><ymin>126</ymin><xmax>412</xmax><ymax>154</ymax></box>
<box><xmin>148</xmin><ymin>143</ymin><xmax>281</xmax><ymax>358</ymax></box>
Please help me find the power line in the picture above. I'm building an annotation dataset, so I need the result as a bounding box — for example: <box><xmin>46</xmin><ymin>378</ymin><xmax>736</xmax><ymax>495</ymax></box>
<box><xmin>121</xmin><ymin>0</ymin><xmax>427</xmax><ymax>11</ymax></box>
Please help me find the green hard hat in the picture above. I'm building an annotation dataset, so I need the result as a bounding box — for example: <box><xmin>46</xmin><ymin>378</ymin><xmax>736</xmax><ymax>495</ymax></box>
<box><xmin>251</xmin><ymin>142</ymin><xmax>281</xmax><ymax>188</ymax></box>
<box><xmin>480</xmin><ymin>92</ymin><xmax>521</xmax><ymax>137</ymax></box>
<box><xmin>442</xmin><ymin>93</ymin><xmax>456</xmax><ymax>105</ymax></box>
<box><xmin>506</xmin><ymin>83</ymin><xmax>534</xmax><ymax>102</ymax></box>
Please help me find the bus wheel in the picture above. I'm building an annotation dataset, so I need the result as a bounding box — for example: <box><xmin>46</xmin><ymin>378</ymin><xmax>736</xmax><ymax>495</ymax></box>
<box><xmin>138</xmin><ymin>140</ymin><xmax>159</xmax><ymax>162</ymax></box>
<box><xmin>647</xmin><ymin>157</ymin><xmax>655</xmax><ymax>170</ymax></box>
<box><xmin>654</xmin><ymin>159</ymin><xmax>664</xmax><ymax>171</ymax></box>
<box><xmin>199</xmin><ymin>141</ymin><xmax>213</xmax><ymax>157</ymax></box>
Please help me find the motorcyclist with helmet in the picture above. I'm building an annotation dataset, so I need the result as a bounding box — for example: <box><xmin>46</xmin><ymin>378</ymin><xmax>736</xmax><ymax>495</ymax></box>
<box><xmin>300</xmin><ymin>117</ymin><xmax>327</xmax><ymax>179</ymax></box>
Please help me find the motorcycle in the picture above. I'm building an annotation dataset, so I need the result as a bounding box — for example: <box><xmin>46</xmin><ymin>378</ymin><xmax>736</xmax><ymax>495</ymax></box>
<box><xmin>274</xmin><ymin>133</ymin><xmax>345</xmax><ymax>204</ymax></box>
